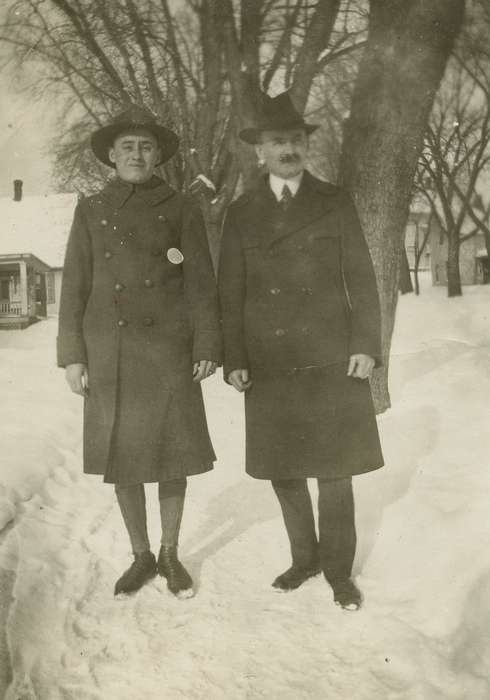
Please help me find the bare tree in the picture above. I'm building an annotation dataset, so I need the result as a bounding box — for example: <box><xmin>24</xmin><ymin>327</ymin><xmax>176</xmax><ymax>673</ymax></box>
<box><xmin>0</xmin><ymin>0</ymin><xmax>365</xmax><ymax>260</ymax></box>
<box><xmin>412</xmin><ymin>213</ymin><xmax>432</xmax><ymax>296</ymax></box>
<box><xmin>0</xmin><ymin>0</ymin><xmax>466</xmax><ymax>412</ymax></box>
<box><xmin>339</xmin><ymin>0</ymin><xmax>465</xmax><ymax>412</ymax></box>
<box><xmin>416</xmin><ymin>52</ymin><xmax>490</xmax><ymax>296</ymax></box>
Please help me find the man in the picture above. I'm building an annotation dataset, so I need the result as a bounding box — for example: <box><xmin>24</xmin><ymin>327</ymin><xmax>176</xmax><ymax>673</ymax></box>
<box><xmin>58</xmin><ymin>105</ymin><xmax>221</xmax><ymax>599</ymax></box>
<box><xmin>218</xmin><ymin>92</ymin><xmax>383</xmax><ymax>610</ymax></box>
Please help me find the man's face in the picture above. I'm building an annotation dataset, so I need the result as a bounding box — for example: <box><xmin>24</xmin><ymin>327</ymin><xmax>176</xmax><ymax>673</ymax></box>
<box><xmin>109</xmin><ymin>129</ymin><xmax>161</xmax><ymax>184</ymax></box>
<box><xmin>255</xmin><ymin>129</ymin><xmax>308</xmax><ymax>179</ymax></box>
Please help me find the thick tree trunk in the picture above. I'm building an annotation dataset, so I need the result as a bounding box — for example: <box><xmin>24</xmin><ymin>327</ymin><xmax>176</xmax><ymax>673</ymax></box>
<box><xmin>447</xmin><ymin>234</ymin><xmax>463</xmax><ymax>296</ymax></box>
<box><xmin>338</xmin><ymin>0</ymin><xmax>465</xmax><ymax>413</ymax></box>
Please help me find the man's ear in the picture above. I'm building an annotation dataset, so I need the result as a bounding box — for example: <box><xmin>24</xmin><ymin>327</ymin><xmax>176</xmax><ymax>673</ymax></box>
<box><xmin>108</xmin><ymin>147</ymin><xmax>116</xmax><ymax>164</ymax></box>
<box><xmin>255</xmin><ymin>144</ymin><xmax>264</xmax><ymax>161</ymax></box>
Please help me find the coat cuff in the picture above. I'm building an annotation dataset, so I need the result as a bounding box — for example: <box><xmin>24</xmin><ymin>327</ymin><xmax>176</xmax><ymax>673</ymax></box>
<box><xmin>57</xmin><ymin>334</ymin><xmax>88</xmax><ymax>368</ymax></box>
<box><xmin>223</xmin><ymin>357</ymin><xmax>250</xmax><ymax>384</ymax></box>
<box><xmin>192</xmin><ymin>330</ymin><xmax>223</xmax><ymax>365</ymax></box>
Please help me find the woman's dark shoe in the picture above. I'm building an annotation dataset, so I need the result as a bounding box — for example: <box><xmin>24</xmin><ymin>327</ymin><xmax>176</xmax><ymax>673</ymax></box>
<box><xmin>114</xmin><ymin>551</ymin><xmax>157</xmax><ymax>596</ymax></box>
<box><xmin>272</xmin><ymin>562</ymin><xmax>321</xmax><ymax>591</ymax></box>
<box><xmin>331</xmin><ymin>578</ymin><xmax>362</xmax><ymax>610</ymax></box>
<box><xmin>157</xmin><ymin>545</ymin><xmax>194</xmax><ymax>598</ymax></box>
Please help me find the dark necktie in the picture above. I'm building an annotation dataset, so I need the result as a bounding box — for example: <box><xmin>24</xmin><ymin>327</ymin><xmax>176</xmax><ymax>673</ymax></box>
<box><xmin>280</xmin><ymin>184</ymin><xmax>293</xmax><ymax>211</ymax></box>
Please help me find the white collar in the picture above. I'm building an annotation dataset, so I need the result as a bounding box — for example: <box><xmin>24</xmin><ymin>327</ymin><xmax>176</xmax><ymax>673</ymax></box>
<box><xmin>269</xmin><ymin>172</ymin><xmax>304</xmax><ymax>201</ymax></box>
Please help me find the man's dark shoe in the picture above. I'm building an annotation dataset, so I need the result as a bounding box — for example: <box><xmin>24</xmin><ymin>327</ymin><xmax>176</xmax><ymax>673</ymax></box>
<box><xmin>157</xmin><ymin>545</ymin><xmax>194</xmax><ymax>598</ymax></box>
<box><xmin>331</xmin><ymin>578</ymin><xmax>362</xmax><ymax>610</ymax></box>
<box><xmin>114</xmin><ymin>551</ymin><xmax>157</xmax><ymax>596</ymax></box>
<box><xmin>272</xmin><ymin>562</ymin><xmax>321</xmax><ymax>591</ymax></box>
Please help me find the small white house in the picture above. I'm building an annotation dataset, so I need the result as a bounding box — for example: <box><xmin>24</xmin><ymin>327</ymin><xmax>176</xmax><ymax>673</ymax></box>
<box><xmin>0</xmin><ymin>182</ymin><xmax>77</xmax><ymax>328</ymax></box>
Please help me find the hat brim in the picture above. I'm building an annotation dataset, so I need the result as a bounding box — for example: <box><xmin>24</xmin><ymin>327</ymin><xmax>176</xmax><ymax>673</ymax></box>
<box><xmin>91</xmin><ymin>122</ymin><xmax>179</xmax><ymax>167</ymax></box>
<box><xmin>239</xmin><ymin>123</ymin><xmax>319</xmax><ymax>145</ymax></box>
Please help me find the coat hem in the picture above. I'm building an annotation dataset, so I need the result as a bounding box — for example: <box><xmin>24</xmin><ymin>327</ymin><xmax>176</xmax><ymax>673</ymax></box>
<box><xmin>245</xmin><ymin>461</ymin><xmax>384</xmax><ymax>481</ymax></box>
<box><xmin>82</xmin><ymin>461</ymin><xmax>215</xmax><ymax>485</ymax></box>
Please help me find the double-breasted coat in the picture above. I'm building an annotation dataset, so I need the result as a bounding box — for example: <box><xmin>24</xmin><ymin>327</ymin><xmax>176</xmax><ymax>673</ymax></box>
<box><xmin>57</xmin><ymin>176</ymin><xmax>222</xmax><ymax>485</ymax></box>
<box><xmin>218</xmin><ymin>171</ymin><xmax>384</xmax><ymax>480</ymax></box>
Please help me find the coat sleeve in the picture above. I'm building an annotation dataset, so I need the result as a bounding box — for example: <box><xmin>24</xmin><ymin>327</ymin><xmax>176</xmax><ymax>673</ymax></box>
<box><xmin>181</xmin><ymin>197</ymin><xmax>223</xmax><ymax>364</ymax></box>
<box><xmin>217</xmin><ymin>205</ymin><xmax>249</xmax><ymax>381</ymax></box>
<box><xmin>57</xmin><ymin>202</ymin><xmax>93</xmax><ymax>368</ymax></box>
<box><xmin>340</xmin><ymin>192</ymin><xmax>382</xmax><ymax>366</ymax></box>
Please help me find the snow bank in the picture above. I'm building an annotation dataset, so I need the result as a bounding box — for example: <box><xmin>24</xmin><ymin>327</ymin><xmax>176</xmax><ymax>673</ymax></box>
<box><xmin>0</xmin><ymin>277</ymin><xmax>489</xmax><ymax>699</ymax></box>
<box><xmin>0</xmin><ymin>318</ymin><xmax>82</xmax><ymax>530</ymax></box>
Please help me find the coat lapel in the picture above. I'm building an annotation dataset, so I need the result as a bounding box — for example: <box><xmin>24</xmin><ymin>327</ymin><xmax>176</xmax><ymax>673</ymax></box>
<box><xmin>249</xmin><ymin>171</ymin><xmax>338</xmax><ymax>247</ymax></box>
<box><xmin>100</xmin><ymin>175</ymin><xmax>176</xmax><ymax>209</ymax></box>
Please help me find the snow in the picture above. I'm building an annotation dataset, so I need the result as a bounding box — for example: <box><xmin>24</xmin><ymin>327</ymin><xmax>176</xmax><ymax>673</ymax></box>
<box><xmin>1</xmin><ymin>274</ymin><xmax>489</xmax><ymax>699</ymax></box>
<box><xmin>0</xmin><ymin>193</ymin><xmax>76</xmax><ymax>268</ymax></box>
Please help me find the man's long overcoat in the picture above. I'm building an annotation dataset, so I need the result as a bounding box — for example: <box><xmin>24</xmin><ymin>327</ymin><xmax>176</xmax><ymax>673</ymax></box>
<box><xmin>57</xmin><ymin>176</ymin><xmax>222</xmax><ymax>485</ymax></box>
<box><xmin>218</xmin><ymin>171</ymin><xmax>383</xmax><ymax>480</ymax></box>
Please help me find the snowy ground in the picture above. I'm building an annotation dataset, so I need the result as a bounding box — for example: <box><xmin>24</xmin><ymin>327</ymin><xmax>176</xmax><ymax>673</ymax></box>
<box><xmin>1</xmin><ymin>276</ymin><xmax>490</xmax><ymax>700</ymax></box>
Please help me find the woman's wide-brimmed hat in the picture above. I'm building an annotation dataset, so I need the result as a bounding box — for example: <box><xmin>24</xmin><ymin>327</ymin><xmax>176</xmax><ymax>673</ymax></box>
<box><xmin>91</xmin><ymin>105</ymin><xmax>179</xmax><ymax>167</ymax></box>
<box><xmin>239</xmin><ymin>91</ymin><xmax>319</xmax><ymax>145</ymax></box>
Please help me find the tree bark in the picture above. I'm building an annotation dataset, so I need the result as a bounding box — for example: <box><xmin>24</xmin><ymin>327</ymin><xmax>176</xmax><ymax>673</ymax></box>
<box><xmin>338</xmin><ymin>0</ymin><xmax>465</xmax><ymax>413</ymax></box>
<box><xmin>447</xmin><ymin>232</ymin><xmax>463</xmax><ymax>296</ymax></box>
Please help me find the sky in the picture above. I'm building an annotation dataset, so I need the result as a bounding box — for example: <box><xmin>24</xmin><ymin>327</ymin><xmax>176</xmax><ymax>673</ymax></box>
<box><xmin>0</xmin><ymin>67</ymin><xmax>57</xmax><ymax>198</ymax></box>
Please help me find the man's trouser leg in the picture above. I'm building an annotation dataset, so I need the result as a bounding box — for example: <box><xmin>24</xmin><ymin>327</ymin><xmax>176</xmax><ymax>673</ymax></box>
<box><xmin>271</xmin><ymin>479</ymin><xmax>319</xmax><ymax>568</ymax></box>
<box><xmin>158</xmin><ymin>478</ymin><xmax>187</xmax><ymax>546</ymax></box>
<box><xmin>115</xmin><ymin>483</ymin><xmax>151</xmax><ymax>554</ymax></box>
<box><xmin>317</xmin><ymin>477</ymin><xmax>356</xmax><ymax>583</ymax></box>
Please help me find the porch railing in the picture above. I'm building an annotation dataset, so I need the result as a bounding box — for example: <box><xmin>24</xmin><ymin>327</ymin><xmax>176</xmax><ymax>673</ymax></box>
<box><xmin>0</xmin><ymin>301</ymin><xmax>23</xmax><ymax>315</ymax></box>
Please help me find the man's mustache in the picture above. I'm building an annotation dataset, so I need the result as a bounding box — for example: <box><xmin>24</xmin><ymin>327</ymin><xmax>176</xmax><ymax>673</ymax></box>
<box><xmin>279</xmin><ymin>155</ymin><xmax>300</xmax><ymax>163</ymax></box>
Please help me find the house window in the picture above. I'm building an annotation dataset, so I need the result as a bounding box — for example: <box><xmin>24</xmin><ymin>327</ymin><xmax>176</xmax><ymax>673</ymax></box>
<box><xmin>47</xmin><ymin>272</ymin><xmax>56</xmax><ymax>304</ymax></box>
<box><xmin>1</xmin><ymin>279</ymin><xmax>9</xmax><ymax>300</ymax></box>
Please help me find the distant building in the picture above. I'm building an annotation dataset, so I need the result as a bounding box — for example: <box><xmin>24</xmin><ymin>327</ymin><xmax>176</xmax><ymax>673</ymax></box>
<box><xmin>405</xmin><ymin>209</ymin><xmax>432</xmax><ymax>273</ymax></box>
<box><xmin>406</xmin><ymin>199</ymin><xmax>490</xmax><ymax>287</ymax></box>
<box><xmin>0</xmin><ymin>181</ymin><xmax>76</xmax><ymax>329</ymax></box>
<box><xmin>430</xmin><ymin>227</ymin><xmax>489</xmax><ymax>286</ymax></box>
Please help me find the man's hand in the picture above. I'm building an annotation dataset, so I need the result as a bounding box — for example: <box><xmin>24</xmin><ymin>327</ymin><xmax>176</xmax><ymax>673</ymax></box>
<box><xmin>227</xmin><ymin>369</ymin><xmax>252</xmax><ymax>392</ymax></box>
<box><xmin>65</xmin><ymin>363</ymin><xmax>89</xmax><ymax>396</ymax></box>
<box><xmin>347</xmin><ymin>354</ymin><xmax>375</xmax><ymax>380</ymax></box>
<box><xmin>193</xmin><ymin>360</ymin><xmax>217</xmax><ymax>382</ymax></box>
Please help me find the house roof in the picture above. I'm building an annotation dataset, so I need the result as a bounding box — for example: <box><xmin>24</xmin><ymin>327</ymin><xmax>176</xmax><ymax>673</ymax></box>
<box><xmin>0</xmin><ymin>192</ymin><xmax>77</xmax><ymax>268</ymax></box>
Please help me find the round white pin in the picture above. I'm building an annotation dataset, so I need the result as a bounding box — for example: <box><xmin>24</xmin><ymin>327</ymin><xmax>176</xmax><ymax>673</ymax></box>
<box><xmin>167</xmin><ymin>247</ymin><xmax>184</xmax><ymax>264</ymax></box>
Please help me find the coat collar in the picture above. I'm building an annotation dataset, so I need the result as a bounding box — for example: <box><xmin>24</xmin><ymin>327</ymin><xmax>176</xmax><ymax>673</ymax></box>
<box><xmin>246</xmin><ymin>170</ymin><xmax>339</xmax><ymax>245</ymax></box>
<box><xmin>100</xmin><ymin>175</ymin><xmax>176</xmax><ymax>209</ymax></box>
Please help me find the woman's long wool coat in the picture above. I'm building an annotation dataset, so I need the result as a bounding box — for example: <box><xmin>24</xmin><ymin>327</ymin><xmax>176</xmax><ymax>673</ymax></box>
<box><xmin>57</xmin><ymin>176</ymin><xmax>222</xmax><ymax>485</ymax></box>
<box><xmin>218</xmin><ymin>171</ymin><xmax>384</xmax><ymax>480</ymax></box>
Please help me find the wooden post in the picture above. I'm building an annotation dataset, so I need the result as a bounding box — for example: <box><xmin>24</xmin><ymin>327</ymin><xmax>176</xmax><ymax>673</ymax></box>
<box><xmin>19</xmin><ymin>260</ymin><xmax>28</xmax><ymax>316</ymax></box>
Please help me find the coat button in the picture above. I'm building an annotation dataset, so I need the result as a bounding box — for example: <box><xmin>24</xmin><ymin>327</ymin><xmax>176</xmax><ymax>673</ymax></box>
<box><xmin>158</xmin><ymin>214</ymin><xmax>167</xmax><ymax>221</ymax></box>
<box><xmin>117</xmin><ymin>319</ymin><xmax>128</xmax><ymax>327</ymax></box>
<box><xmin>144</xmin><ymin>279</ymin><xmax>154</xmax><ymax>288</ymax></box>
<box><xmin>104</xmin><ymin>250</ymin><xmax>113</xmax><ymax>259</ymax></box>
<box><xmin>275</xmin><ymin>328</ymin><xmax>286</xmax><ymax>337</ymax></box>
<box><xmin>114</xmin><ymin>282</ymin><xmax>124</xmax><ymax>292</ymax></box>
<box><xmin>143</xmin><ymin>317</ymin><xmax>154</xmax><ymax>327</ymax></box>
<box><xmin>270</xmin><ymin>288</ymin><xmax>281</xmax><ymax>295</ymax></box>
<box><xmin>100</xmin><ymin>219</ymin><xmax>108</xmax><ymax>226</ymax></box>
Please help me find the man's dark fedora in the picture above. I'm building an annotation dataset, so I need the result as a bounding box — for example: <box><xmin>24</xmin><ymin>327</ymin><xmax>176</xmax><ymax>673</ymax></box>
<box><xmin>239</xmin><ymin>91</ymin><xmax>319</xmax><ymax>145</ymax></box>
<box><xmin>91</xmin><ymin>105</ymin><xmax>179</xmax><ymax>167</ymax></box>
